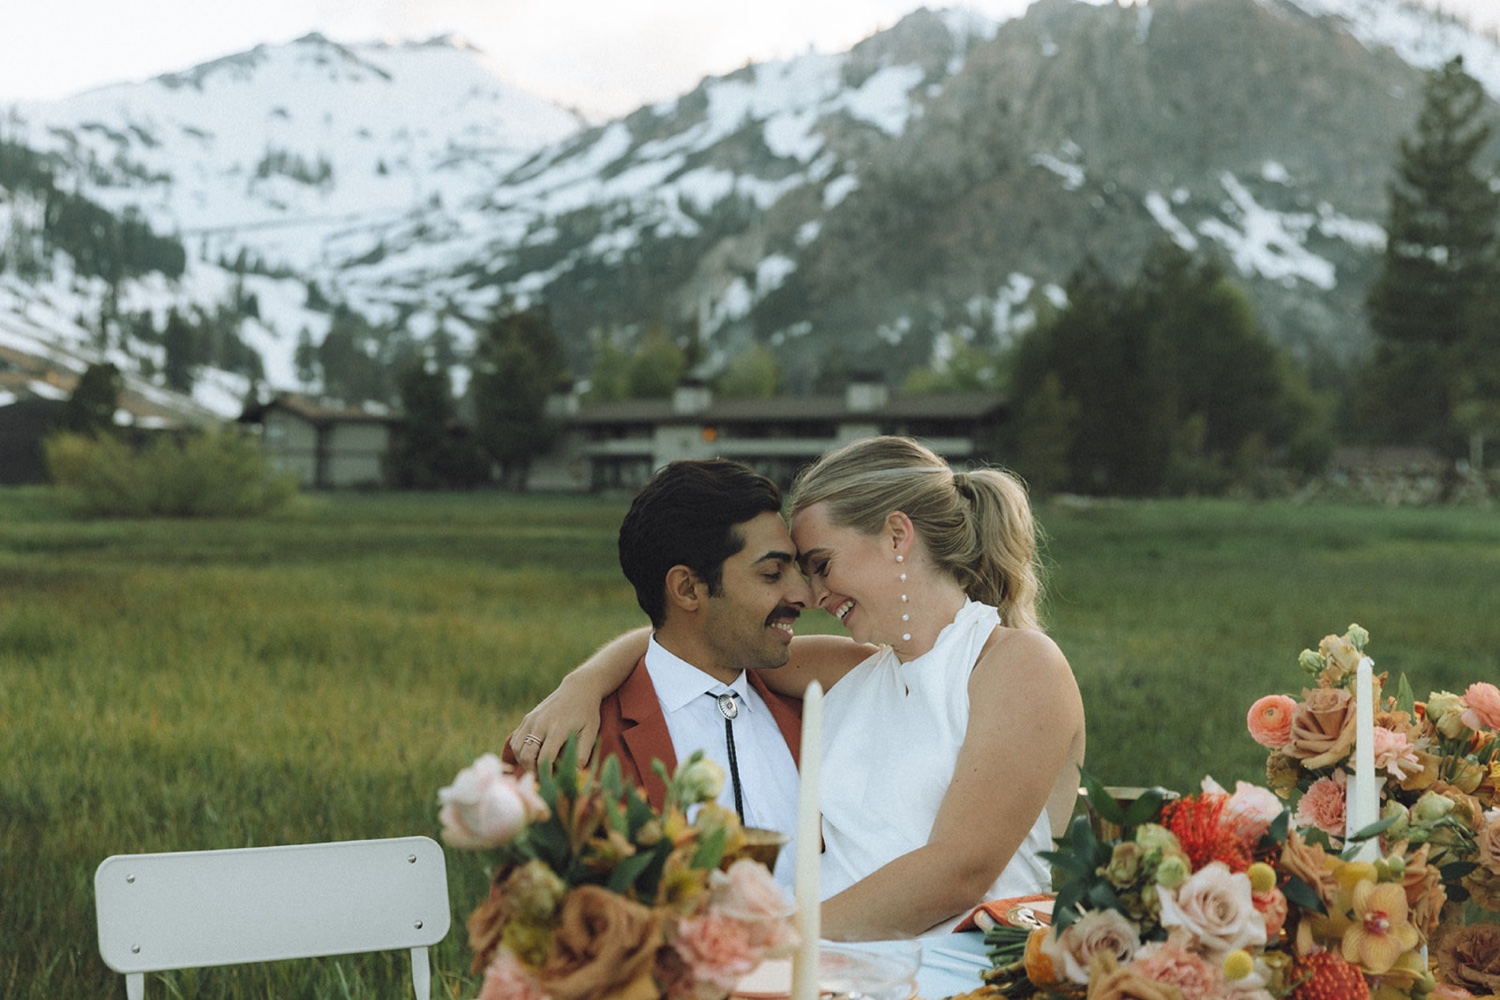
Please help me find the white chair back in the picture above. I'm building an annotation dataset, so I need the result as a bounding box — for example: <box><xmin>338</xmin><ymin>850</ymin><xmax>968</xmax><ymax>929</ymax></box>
<box><xmin>94</xmin><ymin>836</ymin><xmax>450</xmax><ymax>1000</ymax></box>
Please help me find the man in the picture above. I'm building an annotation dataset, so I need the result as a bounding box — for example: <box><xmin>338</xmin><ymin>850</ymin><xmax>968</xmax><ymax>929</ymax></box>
<box><xmin>508</xmin><ymin>460</ymin><xmax>811</xmax><ymax>883</ymax></box>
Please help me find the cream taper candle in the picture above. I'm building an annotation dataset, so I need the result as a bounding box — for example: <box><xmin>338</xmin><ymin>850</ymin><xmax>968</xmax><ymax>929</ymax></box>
<box><xmin>791</xmin><ymin>680</ymin><xmax>823</xmax><ymax>1000</ymax></box>
<box><xmin>1347</xmin><ymin>656</ymin><xmax>1380</xmax><ymax>861</ymax></box>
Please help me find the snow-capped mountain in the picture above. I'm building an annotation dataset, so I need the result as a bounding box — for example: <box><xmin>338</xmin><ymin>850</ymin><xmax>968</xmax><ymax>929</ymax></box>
<box><xmin>2</xmin><ymin>0</ymin><xmax>1498</xmax><ymax>418</ymax></box>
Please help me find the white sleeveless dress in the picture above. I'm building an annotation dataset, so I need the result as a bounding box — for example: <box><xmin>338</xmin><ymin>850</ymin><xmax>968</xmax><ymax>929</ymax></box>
<box><xmin>818</xmin><ymin>599</ymin><xmax>1052</xmax><ymax>928</ymax></box>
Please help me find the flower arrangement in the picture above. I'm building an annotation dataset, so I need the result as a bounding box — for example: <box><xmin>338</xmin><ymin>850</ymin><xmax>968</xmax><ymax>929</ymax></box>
<box><xmin>975</xmin><ymin>771</ymin><xmax>1449</xmax><ymax>999</ymax></box>
<box><xmin>1246</xmin><ymin>624</ymin><xmax>1500</xmax><ymax>997</ymax></box>
<box><xmin>437</xmin><ymin>740</ymin><xmax>797</xmax><ymax>1000</ymax></box>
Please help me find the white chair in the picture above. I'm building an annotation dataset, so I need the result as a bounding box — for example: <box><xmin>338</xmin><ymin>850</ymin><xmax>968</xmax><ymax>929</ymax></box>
<box><xmin>94</xmin><ymin>836</ymin><xmax>451</xmax><ymax>1000</ymax></box>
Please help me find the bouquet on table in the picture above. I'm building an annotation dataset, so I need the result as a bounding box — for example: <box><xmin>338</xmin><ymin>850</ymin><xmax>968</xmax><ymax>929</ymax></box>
<box><xmin>974</xmin><ymin>624</ymin><xmax>1500</xmax><ymax>1000</ymax></box>
<box><xmin>1246</xmin><ymin>624</ymin><xmax>1500</xmax><ymax>997</ymax></box>
<box><xmin>975</xmin><ymin>768</ymin><xmax>1446</xmax><ymax>999</ymax></box>
<box><xmin>437</xmin><ymin>741</ymin><xmax>797</xmax><ymax>1000</ymax></box>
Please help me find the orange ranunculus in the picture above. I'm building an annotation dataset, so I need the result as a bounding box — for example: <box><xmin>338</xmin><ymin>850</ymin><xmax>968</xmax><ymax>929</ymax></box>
<box><xmin>1248</xmin><ymin>695</ymin><xmax>1298</xmax><ymax>749</ymax></box>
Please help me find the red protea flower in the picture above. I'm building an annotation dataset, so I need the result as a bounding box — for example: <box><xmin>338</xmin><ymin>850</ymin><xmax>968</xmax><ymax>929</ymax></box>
<box><xmin>1160</xmin><ymin>793</ymin><xmax>1252</xmax><ymax>872</ymax></box>
<box><xmin>1290</xmin><ymin>949</ymin><xmax>1370</xmax><ymax>1000</ymax></box>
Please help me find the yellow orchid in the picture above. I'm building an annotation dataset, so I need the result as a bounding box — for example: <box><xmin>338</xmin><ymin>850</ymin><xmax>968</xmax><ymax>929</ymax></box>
<box><xmin>1341</xmin><ymin>880</ymin><xmax>1420</xmax><ymax>975</ymax></box>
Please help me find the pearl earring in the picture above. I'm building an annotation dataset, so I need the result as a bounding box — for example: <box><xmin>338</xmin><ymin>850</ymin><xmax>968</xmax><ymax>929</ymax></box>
<box><xmin>897</xmin><ymin>555</ymin><xmax>911</xmax><ymax>641</ymax></box>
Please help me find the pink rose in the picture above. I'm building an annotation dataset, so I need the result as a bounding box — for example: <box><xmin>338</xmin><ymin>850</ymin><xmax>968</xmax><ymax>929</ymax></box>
<box><xmin>1294</xmin><ymin>770</ymin><xmax>1348</xmax><ymax>839</ymax></box>
<box><xmin>1461</xmin><ymin>682</ymin><xmax>1500</xmax><ymax>731</ymax></box>
<box><xmin>1041</xmin><ymin>908</ymin><xmax>1142</xmax><ymax>985</ymax></box>
<box><xmin>478</xmin><ymin>947</ymin><xmax>550</xmax><ymax>1000</ymax></box>
<box><xmin>1157</xmin><ymin>862</ymin><xmax>1266</xmax><ymax>956</ymax></box>
<box><xmin>438</xmin><ymin>753</ymin><xmax>545</xmax><ymax>850</ymax></box>
<box><xmin>1247</xmin><ymin>695</ymin><xmax>1297</xmax><ymax>749</ymax></box>
<box><xmin>709</xmin><ymin>859</ymin><xmax>797</xmax><ymax>956</ymax></box>
<box><xmin>671</xmin><ymin>910</ymin><xmax>759</xmax><ymax>996</ymax></box>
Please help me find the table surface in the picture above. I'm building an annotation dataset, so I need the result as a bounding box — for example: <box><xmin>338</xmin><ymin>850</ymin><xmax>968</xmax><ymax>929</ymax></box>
<box><xmin>914</xmin><ymin>930</ymin><xmax>991</xmax><ymax>998</ymax></box>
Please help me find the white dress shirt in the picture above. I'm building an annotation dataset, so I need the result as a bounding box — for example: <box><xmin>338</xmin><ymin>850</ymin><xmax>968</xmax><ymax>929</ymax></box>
<box><xmin>644</xmin><ymin>635</ymin><xmax>801</xmax><ymax>888</ymax></box>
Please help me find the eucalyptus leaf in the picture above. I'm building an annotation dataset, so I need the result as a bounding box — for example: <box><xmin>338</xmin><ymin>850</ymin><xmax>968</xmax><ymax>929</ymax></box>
<box><xmin>1281</xmin><ymin>875</ymin><xmax>1326</xmax><ymax>915</ymax></box>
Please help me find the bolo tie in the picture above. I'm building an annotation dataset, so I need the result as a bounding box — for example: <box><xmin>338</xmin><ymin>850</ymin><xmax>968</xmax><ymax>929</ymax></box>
<box><xmin>714</xmin><ymin>691</ymin><xmax>747</xmax><ymax>819</ymax></box>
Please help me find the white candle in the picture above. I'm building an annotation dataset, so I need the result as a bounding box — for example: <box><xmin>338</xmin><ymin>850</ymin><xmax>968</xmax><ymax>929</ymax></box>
<box><xmin>1347</xmin><ymin>657</ymin><xmax>1380</xmax><ymax>861</ymax></box>
<box><xmin>791</xmin><ymin>681</ymin><xmax>823</xmax><ymax>1000</ymax></box>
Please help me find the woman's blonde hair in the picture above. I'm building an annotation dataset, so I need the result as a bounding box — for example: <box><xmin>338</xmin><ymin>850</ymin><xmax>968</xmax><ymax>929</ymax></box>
<box><xmin>789</xmin><ymin>436</ymin><xmax>1043</xmax><ymax>630</ymax></box>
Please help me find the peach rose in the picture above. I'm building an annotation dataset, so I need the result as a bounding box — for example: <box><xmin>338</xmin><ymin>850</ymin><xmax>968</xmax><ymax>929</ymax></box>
<box><xmin>541</xmin><ymin>885</ymin><xmax>665</xmax><ymax>1000</ymax></box>
<box><xmin>670</xmin><ymin>910</ymin><xmax>759</xmax><ymax>996</ymax></box>
<box><xmin>1475</xmin><ymin>816</ymin><xmax>1500</xmax><ymax>876</ymax></box>
<box><xmin>1252</xmin><ymin>886</ymin><xmax>1288</xmax><ymax>940</ymax></box>
<box><xmin>1462</xmin><ymin>683</ymin><xmax>1500</xmax><ymax>732</ymax></box>
<box><xmin>1042</xmin><ymin>908</ymin><xmax>1144</xmax><ymax>985</ymax></box>
<box><xmin>1130</xmin><ymin>932</ymin><xmax>1228</xmax><ymax>1000</ymax></box>
<box><xmin>1278</xmin><ymin>829</ymin><xmax>1339</xmax><ymax>909</ymax></box>
<box><xmin>479</xmin><ymin>947</ymin><xmax>550</xmax><ymax>1000</ymax></box>
<box><xmin>1247</xmin><ymin>695</ymin><xmax>1298</xmax><ymax>749</ymax></box>
<box><xmin>1436</xmin><ymin>923</ymin><xmax>1500</xmax><ymax>996</ymax></box>
<box><xmin>1286</xmin><ymin>687</ymin><xmax>1357</xmax><ymax>769</ymax></box>
<box><xmin>1084</xmin><ymin>952</ymin><xmax>1181</xmax><ymax>1000</ymax></box>
<box><xmin>1157</xmin><ymin>862</ymin><xmax>1267</xmax><ymax>956</ymax></box>
<box><xmin>439</xmin><ymin>753</ymin><xmax>546</xmax><ymax>850</ymax></box>
<box><xmin>1293</xmin><ymin>770</ymin><xmax>1347</xmax><ymax>839</ymax></box>
<box><xmin>707</xmin><ymin>859</ymin><xmax>797</xmax><ymax>956</ymax></box>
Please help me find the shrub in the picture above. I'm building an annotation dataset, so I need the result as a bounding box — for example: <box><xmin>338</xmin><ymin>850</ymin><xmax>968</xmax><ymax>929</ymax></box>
<box><xmin>45</xmin><ymin>430</ymin><xmax>297</xmax><ymax>517</ymax></box>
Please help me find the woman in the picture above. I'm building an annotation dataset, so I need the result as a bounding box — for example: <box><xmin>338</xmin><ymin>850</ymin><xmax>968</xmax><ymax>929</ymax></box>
<box><xmin>510</xmin><ymin>437</ymin><xmax>1085</xmax><ymax>938</ymax></box>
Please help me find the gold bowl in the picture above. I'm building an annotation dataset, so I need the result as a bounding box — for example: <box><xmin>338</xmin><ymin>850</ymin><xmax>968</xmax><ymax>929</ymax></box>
<box><xmin>723</xmin><ymin>827</ymin><xmax>789</xmax><ymax>871</ymax></box>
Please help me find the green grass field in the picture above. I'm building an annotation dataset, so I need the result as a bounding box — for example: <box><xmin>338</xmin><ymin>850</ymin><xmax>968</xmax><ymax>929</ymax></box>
<box><xmin>3</xmin><ymin>487</ymin><xmax>1498</xmax><ymax>998</ymax></box>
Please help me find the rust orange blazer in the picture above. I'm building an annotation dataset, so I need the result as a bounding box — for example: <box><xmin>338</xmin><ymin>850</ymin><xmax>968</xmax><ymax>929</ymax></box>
<box><xmin>596</xmin><ymin>656</ymin><xmax>803</xmax><ymax>811</ymax></box>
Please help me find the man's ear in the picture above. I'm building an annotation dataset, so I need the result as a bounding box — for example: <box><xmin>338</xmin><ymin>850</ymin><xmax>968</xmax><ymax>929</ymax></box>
<box><xmin>663</xmin><ymin>565</ymin><xmax>706</xmax><ymax>615</ymax></box>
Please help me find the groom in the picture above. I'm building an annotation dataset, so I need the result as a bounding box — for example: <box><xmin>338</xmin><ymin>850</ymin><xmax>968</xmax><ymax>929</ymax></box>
<box><xmin>511</xmin><ymin>460</ymin><xmax>810</xmax><ymax>876</ymax></box>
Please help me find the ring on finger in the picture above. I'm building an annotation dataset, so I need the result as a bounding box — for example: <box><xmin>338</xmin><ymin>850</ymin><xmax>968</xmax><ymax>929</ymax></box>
<box><xmin>522</xmin><ymin>734</ymin><xmax>543</xmax><ymax>747</ymax></box>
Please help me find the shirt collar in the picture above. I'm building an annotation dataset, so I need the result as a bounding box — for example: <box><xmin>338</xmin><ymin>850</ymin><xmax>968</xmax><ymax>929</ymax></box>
<box><xmin>645</xmin><ymin>635</ymin><xmax>753</xmax><ymax>713</ymax></box>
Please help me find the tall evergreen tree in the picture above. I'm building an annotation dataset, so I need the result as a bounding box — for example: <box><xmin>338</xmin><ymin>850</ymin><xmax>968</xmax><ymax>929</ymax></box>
<box><xmin>471</xmin><ymin>306</ymin><xmax>566</xmax><ymax>489</ymax></box>
<box><xmin>55</xmin><ymin>362</ymin><xmax>123</xmax><ymax>437</ymax></box>
<box><xmin>1364</xmin><ymin>56</ymin><xmax>1500</xmax><ymax>450</ymax></box>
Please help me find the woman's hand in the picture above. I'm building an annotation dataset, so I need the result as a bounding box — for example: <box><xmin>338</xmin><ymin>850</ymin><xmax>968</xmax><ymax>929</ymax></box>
<box><xmin>506</xmin><ymin>626</ymin><xmax>651</xmax><ymax>770</ymax></box>
<box><xmin>506</xmin><ymin>673</ymin><xmax>605</xmax><ymax>771</ymax></box>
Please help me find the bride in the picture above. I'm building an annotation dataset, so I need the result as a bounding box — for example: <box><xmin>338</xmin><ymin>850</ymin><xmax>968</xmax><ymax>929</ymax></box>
<box><xmin>511</xmin><ymin>436</ymin><xmax>1086</xmax><ymax>938</ymax></box>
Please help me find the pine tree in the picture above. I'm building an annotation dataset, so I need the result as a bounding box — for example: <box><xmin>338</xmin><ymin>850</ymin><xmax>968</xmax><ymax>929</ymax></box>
<box><xmin>55</xmin><ymin>363</ymin><xmax>123</xmax><ymax>437</ymax></box>
<box><xmin>1364</xmin><ymin>56</ymin><xmax>1500</xmax><ymax>451</ymax></box>
<box><xmin>471</xmin><ymin>306</ymin><xmax>567</xmax><ymax>489</ymax></box>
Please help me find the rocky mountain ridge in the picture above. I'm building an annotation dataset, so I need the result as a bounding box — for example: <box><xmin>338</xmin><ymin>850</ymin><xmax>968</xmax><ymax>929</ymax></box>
<box><xmin>2</xmin><ymin>0</ymin><xmax>1498</xmax><ymax>417</ymax></box>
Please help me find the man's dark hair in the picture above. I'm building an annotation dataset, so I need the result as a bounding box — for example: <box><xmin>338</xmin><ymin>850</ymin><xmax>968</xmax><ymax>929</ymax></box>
<box><xmin>619</xmin><ymin>460</ymin><xmax>783</xmax><ymax>627</ymax></box>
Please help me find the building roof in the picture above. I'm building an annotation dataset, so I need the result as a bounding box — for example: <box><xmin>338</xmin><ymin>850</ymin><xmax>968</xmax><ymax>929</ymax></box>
<box><xmin>570</xmin><ymin>391</ymin><xmax>1006</xmax><ymax>427</ymax></box>
<box><xmin>240</xmin><ymin>393</ymin><xmax>400</xmax><ymax>427</ymax></box>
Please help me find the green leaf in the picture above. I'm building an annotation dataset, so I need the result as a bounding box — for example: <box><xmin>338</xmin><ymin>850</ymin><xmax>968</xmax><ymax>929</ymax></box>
<box><xmin>1085</xmin><ymin>881</ymin><xmax>1121</xmax><ymax>912</ymax></box>
<box><xmin>1267</xmin><ymin>808</ymin><xmax>1290</xmax><ymax>845</ymax></box>
<box><xmin>1052</xmin><ymin>883</ymin><xmax>1084</xmax><ymax>933</ymax></box>
<box><xmin>556</xmin><ymin>735</ymin><xmax>580</xmax><ymax>797</ymax></box>
<box><xmin>1039</xmin><ymin>848</ymin><xmax>1093</xmax><ymax>878</ymax></box>
<box><xmin>1441</xmin><ymin>860</ymin><xmax>1480</xmax><ymax>880</ymax></box>
<box><xmin>1394</xmin><ymin>673</ymin><xmax>1416</xmax><ymax>716</ymax></box>
<box><xmin>605</xmin><ymin>850</ymin><xmax>656</xmax><ymax>894</ymax></box>
<box><xmin>691</xmin><ymin>825</ymin><xmax>727</xmax><ymax>870</ymax></box>
<box><xmin>1078</xmin><ymin>769</ymin><xmax>1126</xmax><ymax>827</ymax></box>
<box><xmin>600</xmin><ymin>754</ymin><xmax>623</xmax><ymax>798</ymax></box>
<box><xmin>1345</xmin><ymin>813</ymin><xmax>1398</xmax><ymax>846</ymax></box>
<box><xmin>1122</xmin><ymin>788</ymin><xmax>1169</xmax><ymax>828</ymax></box>
<box><xmin>1281</xmin><ymin>875</ymin><xmax>1326</xmax><ymax>915</ymax></box>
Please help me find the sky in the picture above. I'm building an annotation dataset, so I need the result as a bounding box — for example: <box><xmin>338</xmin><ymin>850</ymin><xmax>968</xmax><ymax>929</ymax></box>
<box><xmin>1</xmin><ymin>0</ymin><xmax>1498</xmax><ymax>119</ymax></box>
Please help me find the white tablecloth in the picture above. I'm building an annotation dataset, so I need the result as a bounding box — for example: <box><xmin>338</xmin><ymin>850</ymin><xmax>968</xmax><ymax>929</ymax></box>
<box><xmin>913</xmin><ymin>930</ymin><xmax>990</xmax><ymax>998</ymax></box>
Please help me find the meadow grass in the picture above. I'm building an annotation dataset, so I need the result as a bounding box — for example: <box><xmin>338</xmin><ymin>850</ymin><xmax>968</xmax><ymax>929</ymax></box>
<box><xmin>2</xmin><ymin>487</ymin><xmax>1498</xmax><ymax>998</ymax></box>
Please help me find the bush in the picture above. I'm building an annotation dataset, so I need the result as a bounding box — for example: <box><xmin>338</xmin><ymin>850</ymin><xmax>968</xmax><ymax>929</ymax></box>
<box><xmin>45</xmin><ymin>431</ymin><xmax>297</xmax><ymax>517</ymax></box>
